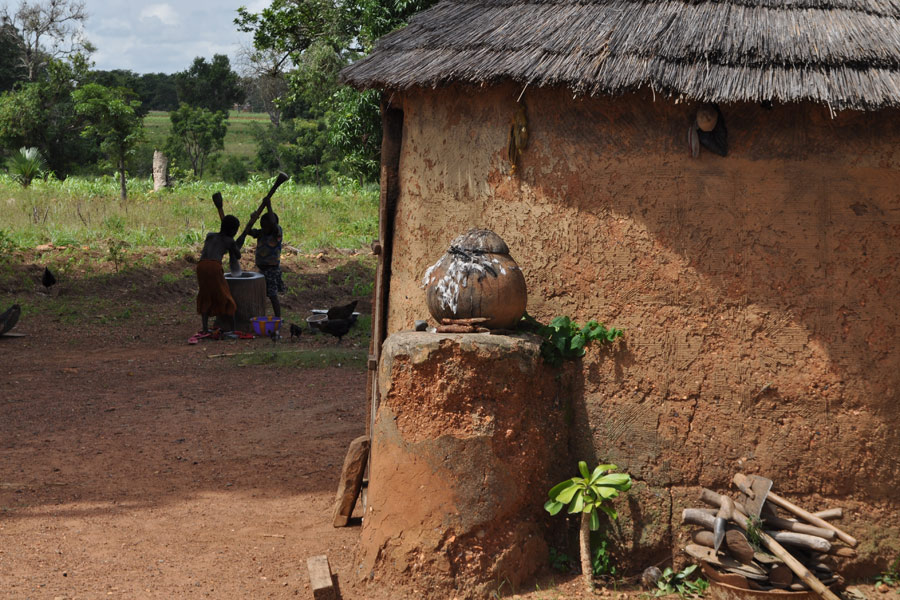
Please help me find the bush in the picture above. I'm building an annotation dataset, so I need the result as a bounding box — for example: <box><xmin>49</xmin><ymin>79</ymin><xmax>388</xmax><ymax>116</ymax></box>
<box><xmin>6</xmin><ymin>147</ymin><xmax>48</xmax><ymax>187</ymax></box>
<box><xmin>219</xmin><ymin>155</ymin><xmax>248</xmax><ymax>183</ymax></box>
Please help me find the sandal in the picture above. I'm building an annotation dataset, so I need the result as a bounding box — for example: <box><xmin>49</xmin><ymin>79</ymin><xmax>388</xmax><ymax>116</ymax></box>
<box><xmin>188</xmin><ymin>332</ymin><xmax>212</xmax><ymax>344</ymax></box>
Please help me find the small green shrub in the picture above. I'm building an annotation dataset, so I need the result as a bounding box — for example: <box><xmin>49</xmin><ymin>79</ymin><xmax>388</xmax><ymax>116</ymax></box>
<box><xmin>521</xmin><ymin>314</ymin><xmax>623</xmax><ymax>367</ymax></box>
<box><xmin>7</xmin><ymin>147</ymin><xmax>48</xmax><ymax>187</ymax></box>
<box><xmin>219</xmin><ymin>155</ymin><xmax>249</xmax><ymax>184</ymax></box>
<box><xmin>549</xmin><ymin>547</ymin><xmax>570</xmax><ymax>572</ymax></box>
<box><xmin>654</xmin><ymin>565</ymin><xmax>708</xmax><ymax>598</ymax></box>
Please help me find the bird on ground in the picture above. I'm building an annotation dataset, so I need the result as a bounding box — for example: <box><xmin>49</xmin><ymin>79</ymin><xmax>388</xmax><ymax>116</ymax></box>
<box><xmin>0</xmin><ymin>303</ymin><xmax>21</xmax><ymax>335</ymax></box>
<box><xmin>42</xmin><ymin>267</ymin><xmax>56</xmax><ymax>290</ymax></box>
<box><xmin>326</xmin><ymin>299</ymin><xmax>358</xmax><ymax>320</ymax></box>
<box><xmin>317</xmin><ymin>315</ymin><xmax>357</xmax><ymax>343</ymax></box>
<box><xmin>289</xmin><ymin>323</ymin><xmax>303</xmax><ymax>339</ymax></box>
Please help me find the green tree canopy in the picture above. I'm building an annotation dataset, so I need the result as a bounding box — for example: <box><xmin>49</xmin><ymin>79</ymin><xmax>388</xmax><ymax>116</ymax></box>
<box><xmin>73</xmin><ymin>83</ymin><xmax>144</xmax><ymax>200</ymax></box>
<box><xmin>235</xmin><ymin>0</ymin><xmax>439</xmax><ymax>183</ymax></box>
<box><xmin>166</xmin><ymin>102</ymin><xmax>227</xmax><ymax>178</ymax></box>
<box><xmin>0</xmin><ymin>20</ymin><xmax>27</xmax><ymax>90</ymax></box>
<box><xmin>0</xmin><ymin>55</ymin><xmax>97</xmax><ymax>176</ymax></box>
<box><xmin>174</xmin><ymin>54</ymin><xmax>244</xmax><ymax>113</ymax></box>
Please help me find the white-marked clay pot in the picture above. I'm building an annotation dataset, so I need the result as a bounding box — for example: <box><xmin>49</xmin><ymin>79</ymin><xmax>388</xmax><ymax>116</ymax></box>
<box><xmin>422</xmin><ymin>229</ymin><xmax>527</xmax><ymax>329</ymax></box>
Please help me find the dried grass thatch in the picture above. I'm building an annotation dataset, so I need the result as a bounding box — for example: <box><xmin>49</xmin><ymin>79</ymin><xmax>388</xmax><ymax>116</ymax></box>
<box><xmin>341</xmin><ymin>0</ymin><xmax>900</xmax><ymax>110</ymax></box>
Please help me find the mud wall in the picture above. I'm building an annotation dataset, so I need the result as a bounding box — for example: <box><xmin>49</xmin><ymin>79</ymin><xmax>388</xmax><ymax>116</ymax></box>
<box><xmin>382</xmin><ymin>83</ymin><xmax>900</xmax><ymax>569</ymax></box>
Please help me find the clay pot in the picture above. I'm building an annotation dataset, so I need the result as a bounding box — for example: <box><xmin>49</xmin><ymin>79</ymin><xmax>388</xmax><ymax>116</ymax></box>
<box><xmin>422</xmin><ymin>229</ymin><xmax>527</xmax><ymax>329</ymax></box>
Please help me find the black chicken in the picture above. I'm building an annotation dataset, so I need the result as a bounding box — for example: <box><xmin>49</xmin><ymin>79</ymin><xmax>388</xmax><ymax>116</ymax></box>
<box><xmin>0</xmin><ymin>303</ymin><xmax>21</xmax><ymax>336</ymax></box>
<box><xmin>289</xmin><ymin>323</ymin><xmax>303</xmax><ymax>339</ymax></box>
<box><xmin>326</xmin><ymin>300</ymin><xmax>358</xmax><ymax>320</ymax></box>
<box><xmin>42</xmin><ymin>267</ymin><xmax>56</xmax><ymax>289</ymax></box>
<box><xmin>317</xmin><ymin>314</ymin><xmax>357</xmax><ymax>343</ymax></box>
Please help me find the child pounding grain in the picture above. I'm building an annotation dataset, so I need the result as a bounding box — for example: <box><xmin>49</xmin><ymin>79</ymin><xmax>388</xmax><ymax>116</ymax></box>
<box><xmin>238</xmin><ymin>204</ymin><xmax>284</xmax><ymax>318</ymax></box>
<box><xmin>195</xmin><ymin>214</ymin><xmax>242</xmax><ymax>334</ymax></box>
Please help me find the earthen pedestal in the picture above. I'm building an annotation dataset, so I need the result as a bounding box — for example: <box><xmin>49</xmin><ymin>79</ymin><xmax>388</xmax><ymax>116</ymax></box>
<box><xmin>359</xmin><ymin>332</ymin><xmax>570</xmax><ymax>598</ymax></box>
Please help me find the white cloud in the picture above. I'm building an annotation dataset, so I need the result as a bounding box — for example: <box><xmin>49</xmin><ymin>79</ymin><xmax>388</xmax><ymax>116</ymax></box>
<box><xmin>139</xmin><ymin>4</ymin><xmax>179</xmax><ymax>27</ymax></box>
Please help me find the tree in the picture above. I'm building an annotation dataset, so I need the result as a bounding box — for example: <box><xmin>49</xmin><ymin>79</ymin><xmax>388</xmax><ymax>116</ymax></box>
<box><xmin>545</xmin><ymin>462</ymin><xmax>632</xmax><ymax>594</ymax></box>
<box><xmin>0</xmin><ymin>55</ymin><xmax>96</xmax><ymax>176</ymax></box>
<box><xmin>174</xmin><ymin>54</ymin><xmax>244</xmax><ymax>113</ymax></box>
<box><xmin>0</xmin><ymin>19</ymin><xmax>26</xmax><ymax>90</ymax></box>
<box><xmin>0</xmin><ymin>0</ymin><xmax>91</xmax><ymax>82</ymax></box>
<box><xmin>73</xmin><ymin>83</ymin><xmax>143</xmax><ymax>200</ymax></box>
<box><xmin>235</xmin><ymin>0</ymin><xmax>440</xmax><ymax>181</ymax></box>
<box><xmin>166</xmin><ymin>103</ymin><xmax>227</xmax><ymax>178</ymax></box>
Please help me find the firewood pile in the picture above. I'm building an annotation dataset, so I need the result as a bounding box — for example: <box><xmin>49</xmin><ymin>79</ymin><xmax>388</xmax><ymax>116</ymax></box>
<box><xmin>681</xmin><ymin>473</ymin><xmax>857</xmax><ymax>599</ymax></box>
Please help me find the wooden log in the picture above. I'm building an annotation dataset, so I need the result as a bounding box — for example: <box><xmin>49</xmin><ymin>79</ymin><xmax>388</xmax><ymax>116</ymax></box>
<box><xmin>700</xmin><ymin>488</ymin><xmax>750</xmax><ymax>517</ymax></box>
<box><xmin>436</xmin><ymin>324</ymin><xmax>476</xmax><ymax>333</ymax></box>
<box><xmin>764</xmin><ymin>515</ymin><xmax>837</xmax><ymax>541</ymax></box>
<box><xmin>813</xmin><ymin>508</ymin><xmax>843</xmax><ymax>521</ymax></box>
<box><xmin>765</xmin><ymin>530</ymin><xmax>832</xmax><ymax>553</ymax></box>
<box><xmin>441</xmin><ymin>317</ymin><xmax>491</xmax><ymax>325</ymax></box>
<box><xmin>826</xmin><ymin>546</ymin><xmax>857</xmax><ymax>558</ymax></box>
<box><xmin>307</xmin><ymin>555</ymin><xmax>335</xmax><ymax>600</ymax></box>
<box><xmin>692</xmin><ymin>530</ymin><xmax>715</xmax><ymax>547</ymax></box>
<box><xmin>332</xmin><ymin>435</ymin><xmax>370</xmax><ymax>527</ymax></box>
<box><xmin>683</xmin><ymin>508</ymin><xmax>716</xmax><ymax>530</ymax></box>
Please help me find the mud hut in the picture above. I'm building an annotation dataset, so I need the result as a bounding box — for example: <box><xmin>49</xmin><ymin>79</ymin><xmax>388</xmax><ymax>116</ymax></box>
<box><xmin>343</xmin><ymin>0</ymin><xmax>900</xmax><ymax>575</ymax></box>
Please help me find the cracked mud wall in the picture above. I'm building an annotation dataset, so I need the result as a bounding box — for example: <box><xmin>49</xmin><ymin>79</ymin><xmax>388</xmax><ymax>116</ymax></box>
<box><xmin>382</xmin><ymin>83</ymin><xmax>900</xmax><ymax>570</ymax></box>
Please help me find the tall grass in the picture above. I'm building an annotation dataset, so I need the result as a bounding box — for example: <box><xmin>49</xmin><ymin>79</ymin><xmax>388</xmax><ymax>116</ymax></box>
<box><xmin>0</xmin><ymin>174</ymin><xmax>378</xmax><ymax>251</ymax></box>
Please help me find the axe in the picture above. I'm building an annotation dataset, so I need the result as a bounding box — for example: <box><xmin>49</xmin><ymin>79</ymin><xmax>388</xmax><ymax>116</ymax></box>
<box><xmin>733</xmin><ymin>473</ymin><xmax>857</xmax><ymax>548</ymax></box>
<box><xmin>713</xmin><ymin>496</ymin><xmax>734</xmax><ymax>552</ymax></box>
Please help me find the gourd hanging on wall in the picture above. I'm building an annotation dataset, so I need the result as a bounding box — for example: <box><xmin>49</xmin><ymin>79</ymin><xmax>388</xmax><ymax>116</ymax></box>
<box><xmin>507</xmin><ymin>102</ymin><xmax>529</xmax><ymax>174</ymax></box>
<box><xmin>688</xmin><ymin>103</ymin><xmax>728</xmax><ymax>158</ymax></box>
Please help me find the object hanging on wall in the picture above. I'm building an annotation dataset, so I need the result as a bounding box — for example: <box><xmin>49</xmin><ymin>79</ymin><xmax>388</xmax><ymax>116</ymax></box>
<box><xmin>688</xmin><ymin>103</ymin><xmax>728</xmax><ymax>158</ymax></box>
<box><xmin>421</xmin><ymin>229</ymin><xmax>527</xmax><ymax>329</ymax></box>
<box><xmin>507</xmin><ymin>102</ymin><xmax>529</xmax><ymax>174</ymax></box>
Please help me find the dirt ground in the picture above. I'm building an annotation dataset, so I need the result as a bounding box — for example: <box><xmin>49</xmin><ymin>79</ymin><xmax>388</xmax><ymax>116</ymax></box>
<box><xmin>0</xmin><ymin>249</ymin><xmax>885</xmax><ymax>600</ymax></box>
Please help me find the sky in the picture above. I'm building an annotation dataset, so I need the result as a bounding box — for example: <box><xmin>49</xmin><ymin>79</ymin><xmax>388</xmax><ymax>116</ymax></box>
<box><xmin>81</xmin><ymin>0</ymin><xmax>271</xmax><ymax>75</ymax></box>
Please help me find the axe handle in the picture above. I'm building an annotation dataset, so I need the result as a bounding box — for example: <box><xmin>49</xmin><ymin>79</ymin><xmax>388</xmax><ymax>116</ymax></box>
<box><xmin>703</xmin><ymin>490</ymin><xmax>842</xmax><ymax>600</ymax></box>
<box><xmin>764</xmin><ymin>515</ymin><xmax>837</xmax><ymax>541</ymax></box>
<box><xmin>813</xmin><ymin>507</ymin><xmax>842</xmax><ymax>521</ymax></box>
<box><xmin>700</xmin><ymin>488</ymin><xmax>749</xmax><ymax>517</ymax></box>
<box><xmin>764</xmin><ymin>491</ymin><xmax>857</xmax><ymax>547</ymax></box>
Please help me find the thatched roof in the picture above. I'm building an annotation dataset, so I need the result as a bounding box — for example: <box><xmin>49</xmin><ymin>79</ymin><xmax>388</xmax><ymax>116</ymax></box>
<box><xmin>340</xmin><ymin>0</ymin><xmax>900</xmax><ymax>110</ymax></box>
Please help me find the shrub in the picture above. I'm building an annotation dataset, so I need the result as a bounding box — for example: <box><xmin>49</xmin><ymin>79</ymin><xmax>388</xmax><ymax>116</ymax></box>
<box><xmin>7</xmin><ymin>147</ymin><xmax>48</xmax><ymax>187</ymax></box>
<box><xmin>219</xmin><ymin>155</ymin><xmax>249</xmax><ymax>184</ymax></box>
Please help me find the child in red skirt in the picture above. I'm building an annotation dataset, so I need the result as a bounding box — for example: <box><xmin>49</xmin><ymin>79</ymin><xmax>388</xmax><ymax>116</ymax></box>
<box><xmin>196</xmin><ymin>215</ymin><xmax>241</xmax><ymax>333</ymax></box>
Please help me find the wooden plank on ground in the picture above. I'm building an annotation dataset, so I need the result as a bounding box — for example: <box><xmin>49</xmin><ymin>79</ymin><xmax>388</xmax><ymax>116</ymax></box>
<box><xmin>307</xmin><ymin>555</ymin><xmax>335</xmax><ymax>600</ymax></box>
<box><xmin>332</xmin><ymin>435</ymin><xmax>370</xmax><ymax>527</ymax></box>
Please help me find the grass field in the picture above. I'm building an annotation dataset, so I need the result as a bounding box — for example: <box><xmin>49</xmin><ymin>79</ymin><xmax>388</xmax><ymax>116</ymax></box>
<box><xmin>0</xmin><ymin>174</ymin><xmax>378</xmax><ymax>252</ymax></box>
<box><xmin>143</xmin><ymin>110</ymin><xmax>270</xmax><ymax>165</ymax></box>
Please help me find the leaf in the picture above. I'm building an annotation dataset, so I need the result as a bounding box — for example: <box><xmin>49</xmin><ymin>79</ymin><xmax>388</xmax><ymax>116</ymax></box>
<box><xmin>599</xmin><ymin>504</ymin><xmax>618</xmax><ymax>520</ymax></box>
<box><xmin>555</xmin><ymin>482</ymin><xmax>580</xmax><ymax>504</ymax></box>
<box><xmin>589</xmin><ymin>508</ymin><xmax>601</xmax><ymax>531</ymax></box>
<box><xmin>548</xmin><ymin>478</ymin><xmax>576</xmax><ymax>499</ymax></box>
<box><xmin>570</xmin><ymin>333</ymin><xmax>586</xmax><ymax>350</ymax></box>
<box><xmin>544</xmin><ymin>499</ymin><xmax>565</xmax><ymax>515</ymax></box>
<box><xmin>578</xmin><ymin>461</ymin><xmax>590</xmax><ymax>479</ymax></box>
<box><xmin>568</xmin><ymin>493</ymin><xmax>585</xmax><ymax>514</ymax></box>
<box><xmin>594</xmin><ymin>473</ymin><xmax>632</xmax><ymax>489</ymax></box>
<box><xmin>594</xmin><ymin>485</ymin><xmax>620</xmax><ymax>499</ymax></box>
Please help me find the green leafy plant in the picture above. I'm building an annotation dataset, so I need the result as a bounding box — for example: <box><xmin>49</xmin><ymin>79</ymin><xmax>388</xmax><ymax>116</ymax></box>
<box><xmin>107</xmin><ymin>239</ymin><xmax>128</xmax><ymax>273</ymax></box>
<box><xmin>876</xmin><ymin>557</ymin><xmax>900</xmax><ymax>589</ymax></box>
<box><xmin>545</xmin><ymin>461</ymin><xmax>632</xmax><ymax>593</ymax></box>
<box><xmin>655</xmin><ymin>565</ymin><xmax>708</xmax><ymax>598</ymax></box>
<box><xmin>7</xmin><ymin>147</ymin><xmax>48</xmax><ymax>187</ymax></box>
<box><xmin>592</xmin><ymin>536</ymin><xmax>616</xmax><ymax>577</ymax></box>
<box><xmin>549</xmin><ymin>547</ymin><xmax>570</xmax><ymax>572</ymax></box>
<box><xmin>521</xmin><ymin>313</ymin><xmax>623</xmax><ymax>367</ymax></box>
